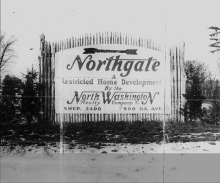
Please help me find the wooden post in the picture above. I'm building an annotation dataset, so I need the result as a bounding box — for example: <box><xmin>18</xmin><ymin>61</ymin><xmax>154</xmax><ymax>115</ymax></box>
<box><xmin>39</xmin><ymin>34</ymin><xmax>45</xmax><ymax>123</ymax></box>
<box><xmin>38</xmin><ymin>54</ymin><xmax>43</xmax><ymax>123</ymax></box>
<box><xmin>47</xmin><ymin>43</ymin><xmax>51</xmax><ymax>123</ymax></box>
<box><xmin>60</xmin><ymin>114</ymin><xmax>64</xmax><ymax>153</ymax></box>
<box><xmin>44</xmin><ymin>42</ymin><xmax>48</xmax><ymax>123</ymax></box>
<box><xmin>176</xmin><ymin>46</ymin><xmax>180</xmax><ymax>122</ymax></box>
<box><xmin>51</xmin><ymin>43</ymin><xmax>55</xmax><ymax>124</ymax></box>
<box><xmin>40</xmin><ymin>34</ymin><xmax>46</xmax><ymax>123</ymax></box>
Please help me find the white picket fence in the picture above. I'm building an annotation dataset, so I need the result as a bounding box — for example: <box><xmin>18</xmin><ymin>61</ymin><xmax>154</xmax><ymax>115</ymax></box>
<box><xmin>55</xmin><ymin>113</ymin><xmax>171</xmax><ymax>123</ymax></box>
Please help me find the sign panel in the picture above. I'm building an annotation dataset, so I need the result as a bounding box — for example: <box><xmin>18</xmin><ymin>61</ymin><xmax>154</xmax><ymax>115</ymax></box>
<box><xmin>55</xmin><ymin>45</ymin><xmax>165</xmax><ymax>114</ymax></box>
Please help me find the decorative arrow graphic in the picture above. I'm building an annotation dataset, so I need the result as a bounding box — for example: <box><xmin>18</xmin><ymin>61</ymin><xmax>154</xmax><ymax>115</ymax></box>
<box><xmin>83</xmin><ymin>48</ymin><xmax>138</xmax><ymax>55</ymax></box>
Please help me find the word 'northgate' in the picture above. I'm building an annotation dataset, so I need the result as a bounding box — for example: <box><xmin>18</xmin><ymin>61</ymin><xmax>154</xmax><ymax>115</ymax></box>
<box><xmin>66</xmin><ymin>55</ymin><xmax>160</xmax><ymax>77</ymax></box>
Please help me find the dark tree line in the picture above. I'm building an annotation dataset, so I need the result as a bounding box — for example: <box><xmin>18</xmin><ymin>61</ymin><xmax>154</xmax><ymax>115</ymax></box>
<box><xmin>202</xmin><ymin>79</ymin><xmax>220</xmax><ymax>125</ymax></box>
<box><xmin>0</xmin><ymin>75</ymin><xmax>23</xmax><ymax>123</ymax></box>
<box><xmin>0</xmin><ymin>67</ymin><xmax>43</xmax><ymax>124</ymax></box>
<box><xmin>182</xmin><ymin>60</ymin><xmax>220</xmax><ymax>125</ymax></box>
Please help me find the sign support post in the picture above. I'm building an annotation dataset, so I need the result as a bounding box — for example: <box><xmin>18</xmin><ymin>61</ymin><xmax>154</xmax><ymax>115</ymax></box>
<box><xmin>60</xmin><ymin>115</ymin><xmax>64</xmax><ymax>153</ymax></box>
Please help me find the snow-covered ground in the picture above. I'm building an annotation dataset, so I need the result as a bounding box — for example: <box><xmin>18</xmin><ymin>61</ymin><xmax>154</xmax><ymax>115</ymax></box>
<box><xmin>1</xmin><ymin>141</ymin><xmax>220</xmax><ymax>182</ymax></box>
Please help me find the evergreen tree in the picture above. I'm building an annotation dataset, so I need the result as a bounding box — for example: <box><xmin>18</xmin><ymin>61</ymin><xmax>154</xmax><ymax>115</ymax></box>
<box><xmin>182</xmin><ymin>61</ymin><xmax>208</xmax><ymax>123</ymax></box>
<box><xmin>21</xmin><ymin>67</ymin><xmax>42</xmax><ymax>124</ymax></box>
<box><xmin>0</xmin><ymin>75</ymin><xmax>23</xmax><ymax>123</ymax></box>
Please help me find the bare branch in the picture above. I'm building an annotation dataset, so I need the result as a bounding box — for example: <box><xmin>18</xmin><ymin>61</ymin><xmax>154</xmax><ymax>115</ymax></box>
<box><xmin>0</xmin><ymin>33</ymin><xmax>17</xmax><ymax>70</ymax></box>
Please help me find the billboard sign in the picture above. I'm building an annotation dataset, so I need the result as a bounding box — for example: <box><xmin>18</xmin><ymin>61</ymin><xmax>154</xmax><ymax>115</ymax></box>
<box><xmin>55</xmin><ymin>45</ymin><xmax>165</xmax><ymax>114</ymax></box>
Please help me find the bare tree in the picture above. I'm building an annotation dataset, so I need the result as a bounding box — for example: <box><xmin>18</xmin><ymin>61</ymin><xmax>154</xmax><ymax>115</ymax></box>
<box><xmin>0</xmin><ymin>33</ymin><xmax>17</xmax><ymax>70</ymax></box>
<box><xmin>184</xmin><ymin>60</ymin><xmax>211</xmax><ymax>83</ymax></box>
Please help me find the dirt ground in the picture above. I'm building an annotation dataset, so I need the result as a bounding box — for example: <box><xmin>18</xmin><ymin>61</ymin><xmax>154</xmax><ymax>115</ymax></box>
<box><xmin>1</xmin><ymin>142</ymin><xmax>220</xmax><ymax>183</ymax></box>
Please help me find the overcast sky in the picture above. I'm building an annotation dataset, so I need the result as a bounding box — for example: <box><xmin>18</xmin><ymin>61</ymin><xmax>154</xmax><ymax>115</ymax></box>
<box><xmin>1</xmin><ymin>0</ymin><xmax>220</xmax><ymax>79</ymax></box>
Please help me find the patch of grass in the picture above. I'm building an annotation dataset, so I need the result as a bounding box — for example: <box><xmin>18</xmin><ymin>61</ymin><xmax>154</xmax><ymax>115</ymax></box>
<box><xmin>63</xmin><ymin>120</ymin><xmax>163</xmax><ymax>144</ymax></box>
<box><xmin>2</xmin><ymin>120</ymin><xmax>219</xmax><ymax>150</ymax></box>
<box><xmin>165</xmin><ymin>121</ymin><xmax>220</xmax><ymax>142</ymax></box>
<box><xmin>0</xmin><ymin>123</ymin><xmax>60</xmax><ymax>148</ymax></box>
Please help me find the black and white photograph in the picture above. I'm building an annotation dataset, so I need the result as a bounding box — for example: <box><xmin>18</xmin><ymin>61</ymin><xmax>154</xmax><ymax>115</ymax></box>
<box><xmin>1</xmin><ymin>0</ymin><xmax>220</xmax><ymax>182</ymax></box>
